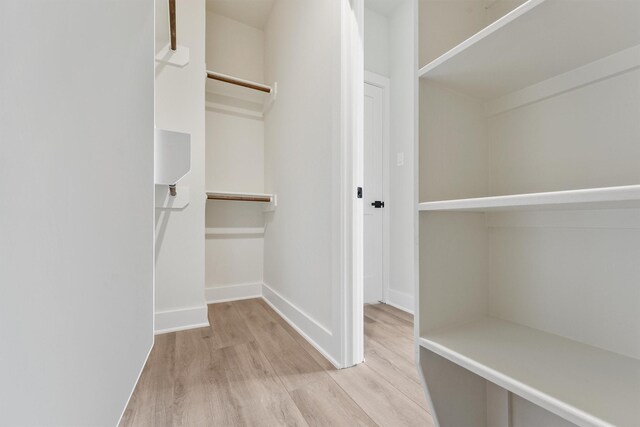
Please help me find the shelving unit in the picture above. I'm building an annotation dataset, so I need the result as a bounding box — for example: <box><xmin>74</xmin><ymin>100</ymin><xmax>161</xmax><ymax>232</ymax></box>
<box><xmin>417</xmin><ymin>1</ymin><xmax>640</xmax><ymax>426</ymax></box>
<box><xmin>203</xmin><ymin>9</ymin><xmax>276</xmax><ymax>309</ymax></box>
<box><xmin>419</xmin><ymin>317</ymin><xmax>640</xmax><ymax>427</ymax></box>
<box><xmin>418</xmin><ymin>0</ymin><xmax>640</xmax><ymax>99</ymax></box>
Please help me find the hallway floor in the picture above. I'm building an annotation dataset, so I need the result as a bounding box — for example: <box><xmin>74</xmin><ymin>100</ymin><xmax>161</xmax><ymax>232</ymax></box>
<box><xmin>121</xmin><ymin>299</ymin><xmax>434</xmax><ymax>426</ymax></box>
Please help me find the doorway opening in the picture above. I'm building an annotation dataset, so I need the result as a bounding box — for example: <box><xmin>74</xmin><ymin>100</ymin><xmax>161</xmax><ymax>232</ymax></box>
<box><xmin>363</xmin><ymin>72</ymin><xmax>390</xmax><ymax>305</ymax></box>
<box><xmin>359</xmin><ymin>0</ymin><xmax>416</xmax><ymax>365</ymax></box>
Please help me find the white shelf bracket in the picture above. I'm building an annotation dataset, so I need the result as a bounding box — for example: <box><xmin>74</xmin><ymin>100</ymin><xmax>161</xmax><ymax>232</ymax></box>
<box><xmin>264</xmin><ymin>82</ymin><xmax>278</xmax><ymax>113</ymax></box>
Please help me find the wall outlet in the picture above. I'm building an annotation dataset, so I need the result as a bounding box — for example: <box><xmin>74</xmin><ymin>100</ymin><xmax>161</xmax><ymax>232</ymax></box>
<box><xmin>397</xmin><ymin>152</ymin><xmax>405</xmax><ymax>166</ymax></box>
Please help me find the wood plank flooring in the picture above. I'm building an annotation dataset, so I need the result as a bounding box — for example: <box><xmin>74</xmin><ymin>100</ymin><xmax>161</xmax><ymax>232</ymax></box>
<box><xmin>121</xmin><ymin>301</ymin><xmax>434</xmax><ymax>427</ymax></box>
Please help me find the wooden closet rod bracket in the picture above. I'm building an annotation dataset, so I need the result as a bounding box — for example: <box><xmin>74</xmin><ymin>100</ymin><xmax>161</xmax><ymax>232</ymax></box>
<box><xmin>206</xmin><ymin>70</ymin><xmax>272</xmax><ymax>93</ymax></box>
<box><xmin>169</xmin><ymin>0</ymin><xmax>176</xmax><ymax>51</ymax></box>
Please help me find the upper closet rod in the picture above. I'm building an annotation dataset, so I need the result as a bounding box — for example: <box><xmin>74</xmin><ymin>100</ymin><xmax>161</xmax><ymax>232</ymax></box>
<box><xmin>169</xmin><ymin>0</ymin><xmax>176</xmax><ymax>51</ymax></box>
<box><xmin>206</xmin><ymin>70</ymin><xmax>272</xmax><ymax>93</ymax></box>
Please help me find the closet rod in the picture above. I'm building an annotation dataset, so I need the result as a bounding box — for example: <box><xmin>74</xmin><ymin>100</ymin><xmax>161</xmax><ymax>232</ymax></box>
<box><xmin>206</xmin><ymin>70</ymin><xmax>272</xmax><ymax>93</ymax></box>
<box><xmin>169</xmin><ymin>0</ymin><xmax>176</xmax><ymax>50</ymax></box>
<box><xmin>207</xmin><ymin>193</ymin><xmax>272</xmax><ymax>203</ymax></box>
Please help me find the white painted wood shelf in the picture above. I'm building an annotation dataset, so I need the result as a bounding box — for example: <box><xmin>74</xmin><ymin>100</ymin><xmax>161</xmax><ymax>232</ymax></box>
<box><xmin>420</xmin><ymin>317</ymin><xmax>640</xmax><ymax>427</ymax></box>
<box><xmin>418</xmin><ymin>185</ymin><xmax>640</xmax><ymax>212</ymax></box>
<box><xmin>418</xmin><ymin>0</ymin><xmax>640</xmax><ymax>99</ymax></box>
<box><xmin>205</xmin><ymin>227</ymin><xmax>265</xmax><ymax>236</ymax></box>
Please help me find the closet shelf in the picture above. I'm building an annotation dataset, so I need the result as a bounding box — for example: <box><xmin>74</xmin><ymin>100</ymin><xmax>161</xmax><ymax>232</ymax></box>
<box><xmin>418</xmin><ymin>185</ymin><xmax>640</xmax><ymax>212</ymax></box>
<box><xmin>206</xmin><ymin>191</ymin><xmax>273</xmax><ymax>203</ymax></box>
<box><xmin>418</xmin><ymin>0</ymin><xmax>640</xmax><ymax>99</ymax></box>
<box><xmin>419</xmin><ymin>317</ymin><xmax>640</xmax><ymax>427</ymax></box>
<box><xmin>205</xmin><ymin>227</ymin><xmax>264</xmax><ymax>236</ymax></box>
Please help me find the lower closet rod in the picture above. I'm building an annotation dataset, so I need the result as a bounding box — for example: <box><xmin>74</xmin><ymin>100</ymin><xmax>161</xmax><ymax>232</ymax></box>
<box><xmin>206</xmin><ymin>70</ymin><xmax>272</xmax><ymax>94</ymax></box>
<box><xmin>207</xmin><ymin>193</ymin><xmax>272</xmax><ymax>203</ymax></box>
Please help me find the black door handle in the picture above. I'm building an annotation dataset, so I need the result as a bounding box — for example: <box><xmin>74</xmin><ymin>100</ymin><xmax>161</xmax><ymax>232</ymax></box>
<box><xmin>371</xmin><ymin>201</ymin><xmax>384</xmax><ymax>208</ymax></box>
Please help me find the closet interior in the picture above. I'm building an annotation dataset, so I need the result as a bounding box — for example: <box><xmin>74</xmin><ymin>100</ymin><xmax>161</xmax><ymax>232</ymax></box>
<box><xmin>417</xmin><ymin>1</ymin><xmax>640</xmax><ymax>427</ymax></box>
<box><xmin>204</xmin><ymin>4</ymin><xmax>275</xmax><ymax>297</ymax></box>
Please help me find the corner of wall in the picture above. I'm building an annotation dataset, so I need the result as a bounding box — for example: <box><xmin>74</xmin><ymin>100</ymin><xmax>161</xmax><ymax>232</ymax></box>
<box><xmin>154</xmin><ymin>305</ymin><xmax>209</xmax><ymax>334</ymax></box>
<box><xmin>154</xmin><ymin>0</ymin><xmax>208</xmax><ymax>334</ymax></box>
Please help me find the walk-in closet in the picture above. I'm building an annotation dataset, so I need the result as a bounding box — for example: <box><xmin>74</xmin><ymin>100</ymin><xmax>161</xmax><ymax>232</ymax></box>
<box><xmin>204</xmin><ymin>5</ymin><xmax>275</xmax><ymax>300</ymax></box>
<box><xmin>416</xmin><ymin>1</ymin><xmax>640</xmax><ymax>426</ymax></box>
<box><xmin>199</xmin><ymin>1</ymin><xmax>344</xmax><ymax>353</ymax></box>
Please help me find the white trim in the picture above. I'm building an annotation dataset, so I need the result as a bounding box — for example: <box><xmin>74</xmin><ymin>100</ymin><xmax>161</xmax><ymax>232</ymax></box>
<box><xmin>205</xmin><ymin>283</ymin><xmax>262</xmax><ymax>304</ymax></box>
<box><xmin>262</xmin><ymin>283</ymin><xmax>340</xmax><ymax>369</ymax></box>
<box><xmin>338</xmin><ymin>0</ymin><xmax>365</xmax><ymax>369</ymax></box>
<box><xmin>205</xmin><ymin>281</ymin><xmax>341</xmax><ymax>368</ymax></box>
<box><xmin>387</xmin><ymin>289</ymin><xmax>415</xmax><ymax>315</ymax></box>
<box><xmin>364</xmin><ymin>71</ymin><xmax>391</xmax><ymax>305</ymax></box>
<box><xmin>364</xmin><ymin>70</ymin><xmax>389</xmax><ymax>89</ymax></box>
<box><xmin>154</xmin><ymin>305</ymin><xmax>209</xmax><ymax>335</ymax></box>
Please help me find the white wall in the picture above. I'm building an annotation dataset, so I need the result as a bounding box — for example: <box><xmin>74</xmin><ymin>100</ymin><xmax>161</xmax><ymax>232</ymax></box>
<box><xmin>205</xmin><ymin>201</ymin><xmax>264</xmax><ymax>291</ymax></box>
<box><xmin>205</xmin><ymin>12</ymin><xmax>266</xmax><ymax>298</ymax></box>
<box><xmin>488</xmin><ymin>68</ymin><xmax>640</xmax><ymax>196</ymax></box>
<box><xmin>418</xmin><ymin>0</ymin><xmax>485</xmax><ymax>67</ymax></box>
<box><xmin>387</xmin><ymin>0</ymin><xmax>416</xmax><ymax>311</ymax></box>
<box><xmin>0</xmin><ymin>1</ymin><xmax>154</xmax><ymax>425</ymax></box>
<box><xmin>418</xmin><ymin>0</ymin><xmax>526</xmax><ymax>67</ymax></box>
<box><xmin>206</xmin><ymin>12</ymin><xmax>265</xmax><ymax>83</ymax></box>
<box><xmin>154</xmin><ymin>0</ymin><xmax>208</xmax><ymax>333</ymax></box>
<box><xmin>364</xmin><ymin>7</ymin><xmax>390</xmax><ymax>76</ymax></box>
<box><xmin>263</xmin><ymin>0</ymin><xmax>345</xmax><ymax>364</ymax></box>
<box><xmin>485</xmin><ymin>0</ymin><xmax>528</xmax><ymax>24</ymax></box>
<box><xmin>205</xmin><ymin>12</ymin><xmax>265</xmax><ymax>195</ymax></box>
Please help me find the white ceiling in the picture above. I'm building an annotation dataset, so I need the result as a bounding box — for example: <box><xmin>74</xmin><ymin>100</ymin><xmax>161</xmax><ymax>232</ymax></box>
<box><xmin>365</xmin><ymin>0</ymin><xmax>405</xmax><ymax>16</ymax></box>
<box><xmin>206</xmin><ymin>0</ymin><xmax>275</xmax><ymax>30</ymax></box>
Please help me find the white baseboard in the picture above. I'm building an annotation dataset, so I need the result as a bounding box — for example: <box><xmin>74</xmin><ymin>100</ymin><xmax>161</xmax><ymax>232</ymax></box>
<box><xmin>205</xmin><ymin>283</ymin><xmax>262</xmax><ymax>304</ymax></box>
<box><xmin>152</xmin><ymin>284</ymin><xmax>340</xmax><ymax>368</ymax></box>
<box><xmin>261</xmin><ymin>283</ymin><xmax>340</xmax><ymax>368</ymax></box>
<box><xmin>154</xmin><ymin>305</ymin><xmax>209</xmax><ymax>335</ymax></box>
<box><xmin>387</xmin><ymin>289</ymin><xmax>415</xmax><ymax>315</ymax></box>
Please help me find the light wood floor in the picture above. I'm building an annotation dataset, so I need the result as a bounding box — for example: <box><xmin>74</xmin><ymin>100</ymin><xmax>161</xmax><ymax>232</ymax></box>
<box><xmin>121</xmin><ymin>299</ymin><xmax>434</xmax><ymax>427</ymax></box>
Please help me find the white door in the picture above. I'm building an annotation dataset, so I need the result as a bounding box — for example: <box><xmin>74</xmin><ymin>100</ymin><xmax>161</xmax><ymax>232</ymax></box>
<box><xmin>363</xmin><ymin>82</ymin><xmax>385</xmax><ymax>304</ymax></box>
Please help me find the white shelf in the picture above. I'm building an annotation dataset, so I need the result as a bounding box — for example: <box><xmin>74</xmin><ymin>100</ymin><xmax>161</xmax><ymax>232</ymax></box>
<box><xmin>418</xmin><ymin>0</ymin><xmax>640</xmax><ymax>99</ymax></box>
<box><xmin>418</xmin><ymin>185</ymin><xmax>640</xmax><ymax>212</ymax></box>
<box><xmin>205</xmin><ymin>227</ymin><xmax>264</xmax><ymax>236</ymax></box>
<box><xmin>420</xmin><ymin>317</ymin><xmax>640</xmax><ymax>427</ymax></box>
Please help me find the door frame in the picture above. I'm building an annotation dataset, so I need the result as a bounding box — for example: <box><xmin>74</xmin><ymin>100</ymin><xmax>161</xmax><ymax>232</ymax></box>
<box><xmin>364</xmin><ymin>71</ymin><xmax>391</xmax><ymax>305</ymax></box>
<box><xmin>338</xmin><ymin>0</ymin><xmax>364</xmax><ymax>368</ymax></box>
